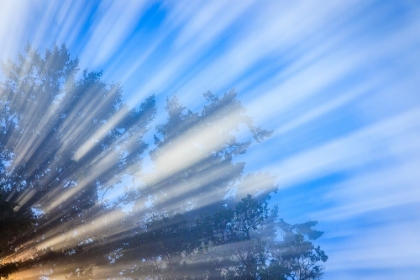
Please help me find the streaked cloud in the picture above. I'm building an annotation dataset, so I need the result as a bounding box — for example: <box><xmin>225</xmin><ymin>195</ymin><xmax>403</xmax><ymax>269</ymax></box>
<box><xmin>0</xmin><ymin>1</ymin><xmax>419</xmax><ymax>279</ymax></box>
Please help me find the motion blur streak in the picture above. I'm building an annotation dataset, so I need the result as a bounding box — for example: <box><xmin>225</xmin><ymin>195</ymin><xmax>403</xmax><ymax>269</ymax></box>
<box><xmin>0</xmin><ymin>1</ymin><xmax>419</xmax><ymax>279</ymax></box>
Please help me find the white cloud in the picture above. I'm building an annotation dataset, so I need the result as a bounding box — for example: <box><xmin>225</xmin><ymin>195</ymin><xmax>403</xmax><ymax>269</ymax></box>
<box><xmin>323</xmin><ymin>218</ymin><xmax>420</xmax><ymax>279</ymax></box>
<box><xmin>265</xmin><ymin>107</ymin><xmax>420</xmax><ymax>188</ymax></box>
<box><xmin>79</xmin><ymin>1</ymin><xmax>147</xmax><ymax>68</ymax></box>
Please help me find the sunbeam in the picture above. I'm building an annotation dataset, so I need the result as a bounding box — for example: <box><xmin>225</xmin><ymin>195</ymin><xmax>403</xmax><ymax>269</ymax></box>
<box><xmin>0</xmin><ymin>1</ymin><xmax>419</xmax><ymax>279</ymax></box>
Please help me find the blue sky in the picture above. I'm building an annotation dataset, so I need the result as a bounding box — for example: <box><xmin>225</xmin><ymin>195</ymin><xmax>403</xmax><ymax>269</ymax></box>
<box><xmin>1</xmin><ymin>0</ymin><xmax>419</xmax><ymax>279</ymax></box>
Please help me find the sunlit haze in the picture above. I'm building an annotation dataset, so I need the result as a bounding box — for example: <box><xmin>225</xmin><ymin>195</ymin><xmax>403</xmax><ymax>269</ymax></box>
<box><xmin>0</xmin><ymin>1</ymin><xmax>419</xmax><ymax>279</ymax></box>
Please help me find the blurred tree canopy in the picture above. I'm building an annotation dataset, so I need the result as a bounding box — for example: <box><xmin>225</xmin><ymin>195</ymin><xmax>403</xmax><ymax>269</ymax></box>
<box><xmin>0</xmin><ymin>45</ymin><xmax>327</xmax><ymax>279</ymax></box>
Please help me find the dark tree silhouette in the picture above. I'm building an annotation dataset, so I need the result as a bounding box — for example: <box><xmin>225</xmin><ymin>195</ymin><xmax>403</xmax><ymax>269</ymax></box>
<box><xmin>0</xmin><ymin>45</ymin><xmax>327</xmax><ymax>279</ymax></box>
<box><xmin>0</xmin><ymin>44</ymin><xmax>156</xmax><ymax>277</ymax></box>
<box><xmin>0</xmin><ymin>194</ymin><xmax>33</xmax><ymax>277</ymax></box>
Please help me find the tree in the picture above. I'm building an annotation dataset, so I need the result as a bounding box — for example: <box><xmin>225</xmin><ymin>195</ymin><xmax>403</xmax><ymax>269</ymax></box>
<box><xmin>264</xmin><ymin>220</ymin><xmax>328</xmax><ymax>280</ymax></box>
<box><xmin>117</xmin><ymin>195</ymin><xmax>326</xmax><ymax>280</ymax></box>
<box><xmin>0</xmin><ymin>195</ymin><xmax>33</xmax><ymax>278</ymax></box>
<box><xmin>0</xmin><ymin>44</ymin><xmax>156</xmax><ymax>277</ymax></box>
<box><xmin>0</xmin><ymin>45</ymin><xmax>327</xmax><ymax>279</ymax></box>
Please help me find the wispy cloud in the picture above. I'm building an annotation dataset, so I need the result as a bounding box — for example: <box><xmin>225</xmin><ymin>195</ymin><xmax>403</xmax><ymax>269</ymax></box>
<box><xmin>79</xmin><ymin>1</ymin><xmax>148</xmax><ymax>68</ymax></box>
<box><xmin>1</xmin><ymin>1</ymin><xmax>420</xmax><ymax>279</ymax></box>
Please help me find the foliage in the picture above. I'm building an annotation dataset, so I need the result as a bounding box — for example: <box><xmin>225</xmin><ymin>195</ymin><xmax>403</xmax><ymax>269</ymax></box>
<box><xmin>121</xmin><ymin>195</ymin><xmax>327</xmax><ymax>280</ymax></box>
<box><xmin>0</xmin><ymin>45</ymin><xmax>327</xmax><ymax>279</ymax></box>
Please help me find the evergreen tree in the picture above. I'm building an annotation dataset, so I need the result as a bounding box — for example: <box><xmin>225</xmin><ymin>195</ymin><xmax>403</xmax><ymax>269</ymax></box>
<box><xmin>0</xmin><ymin>45</ymin><xmax>327</xmax><ymax>279</ymax></box>
<box><xmin>0</xmin><ymin>44</ymin><xmax>156</xmax><ymax>277</ymax></box>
